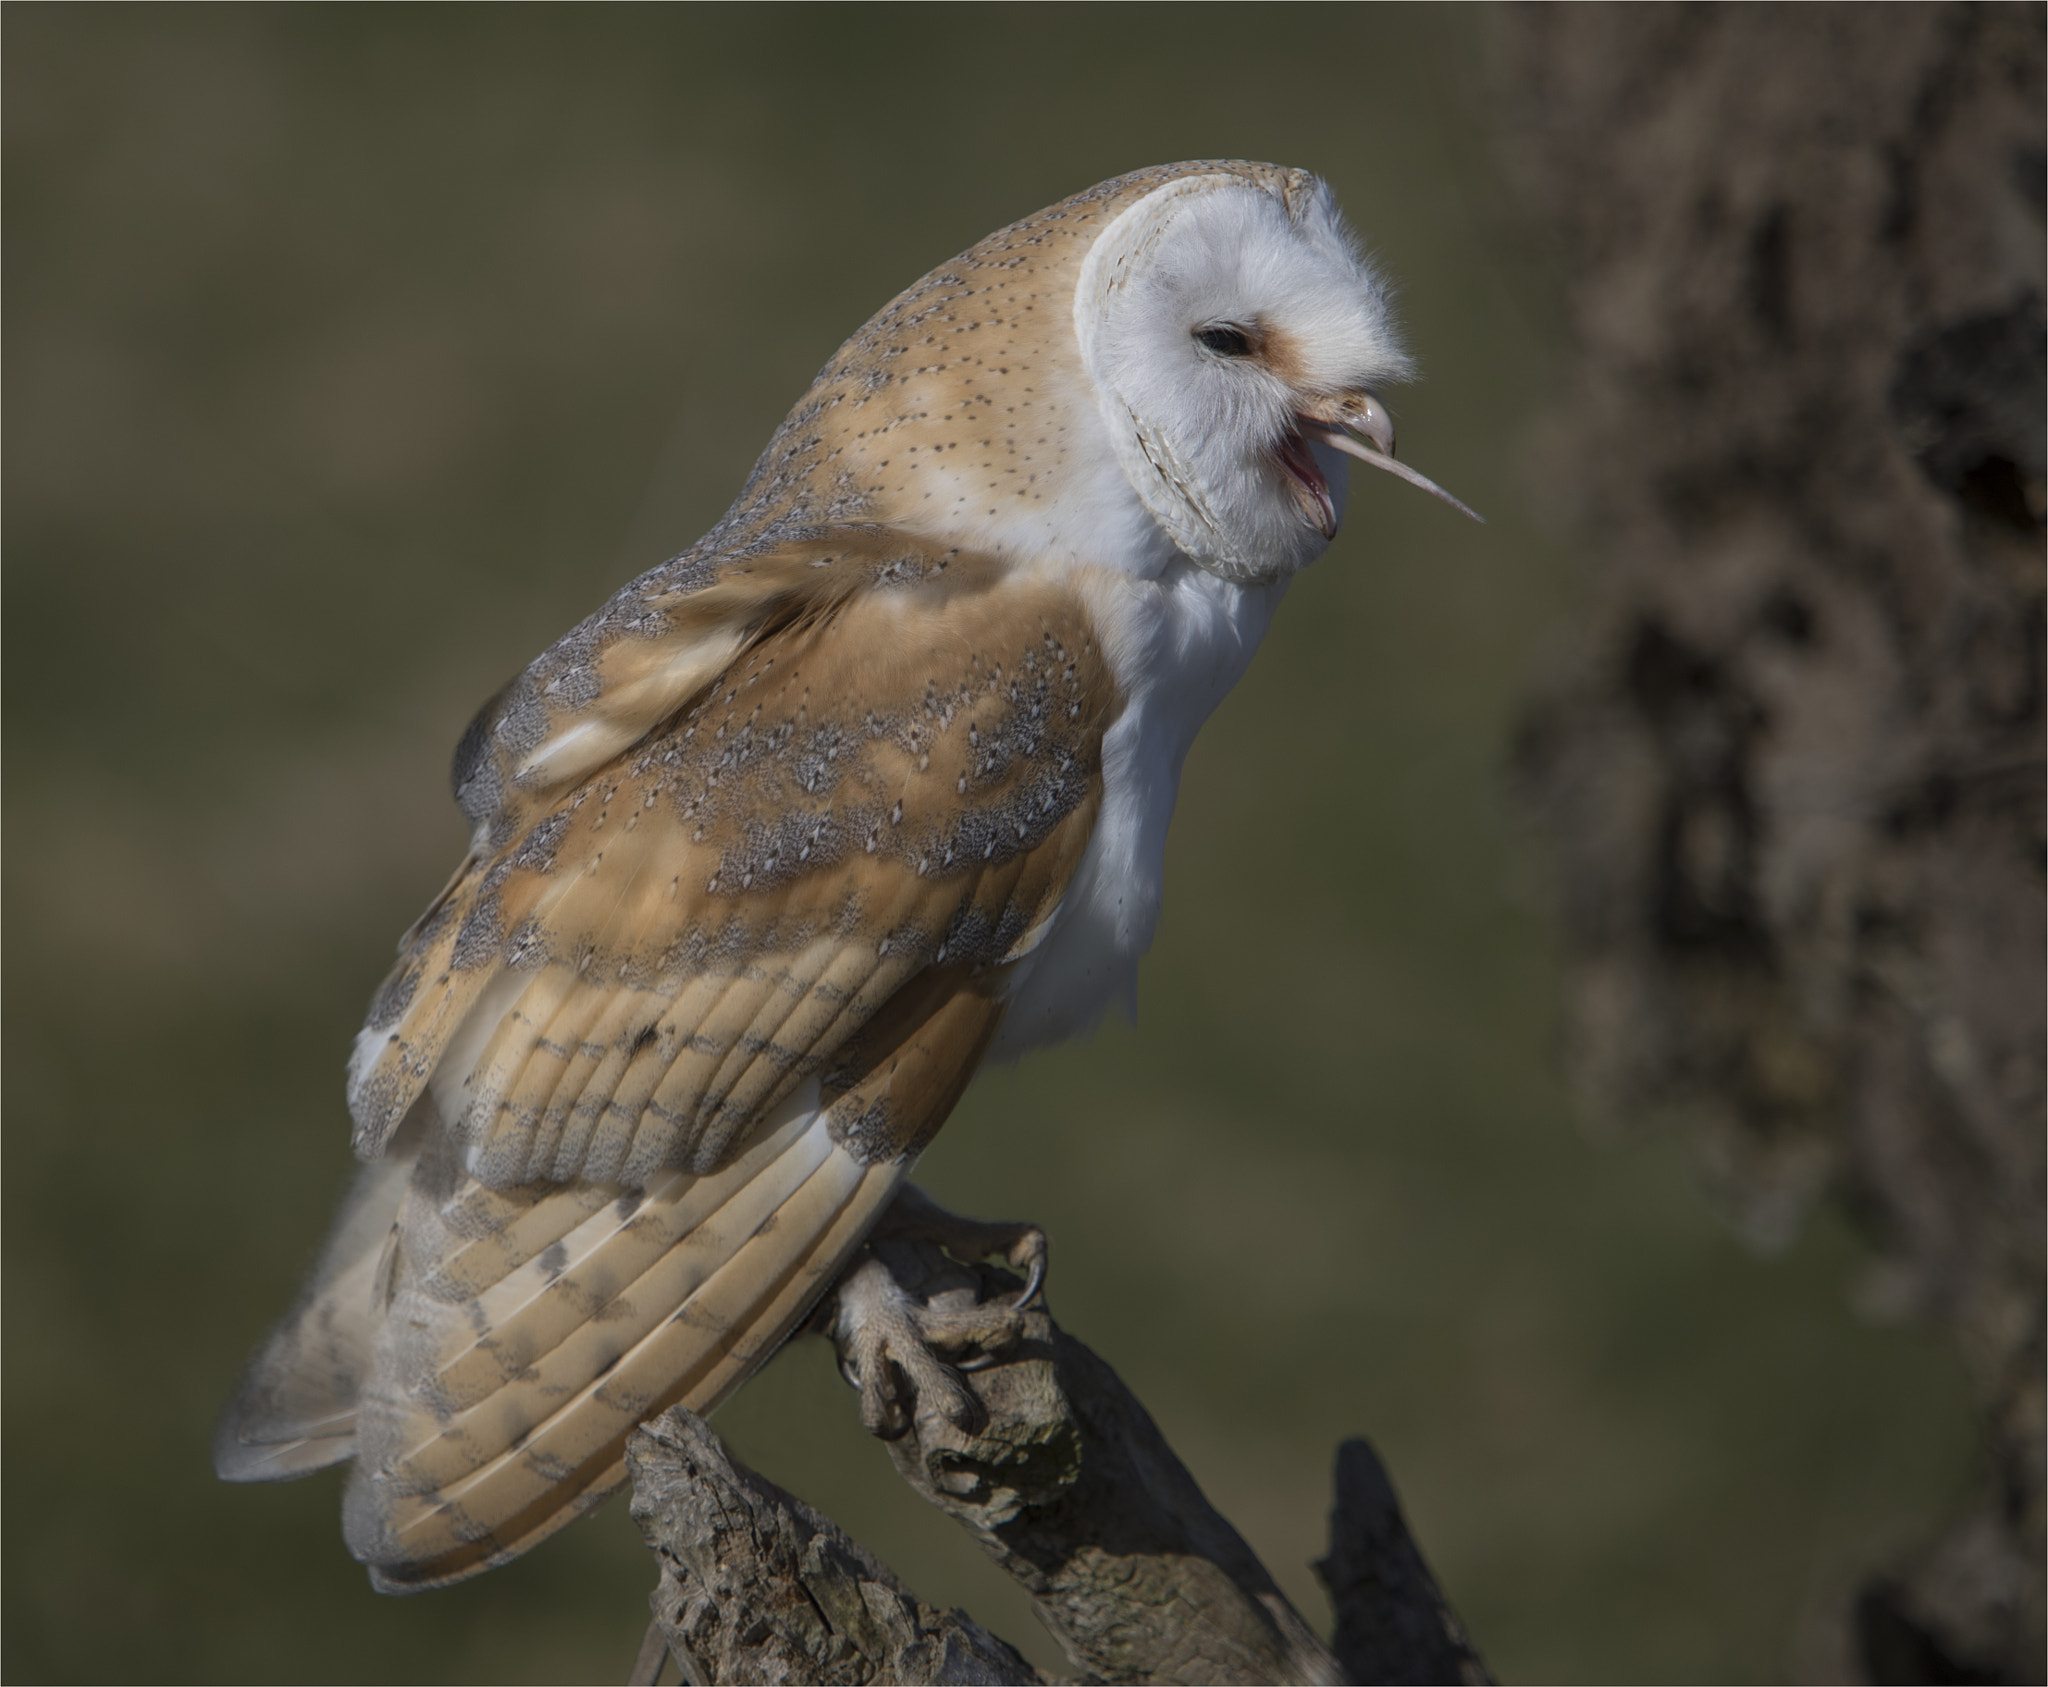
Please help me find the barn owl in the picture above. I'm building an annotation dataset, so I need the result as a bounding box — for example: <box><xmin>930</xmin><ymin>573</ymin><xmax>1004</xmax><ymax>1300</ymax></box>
<box><xmin>214</xmin><ymin>160</ymin><xmax>1476</xmax><ymax>1592</ymax></box>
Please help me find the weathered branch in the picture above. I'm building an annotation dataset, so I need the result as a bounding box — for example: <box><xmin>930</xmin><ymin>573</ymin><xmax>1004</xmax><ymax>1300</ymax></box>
<box><xmin>844</xmin><ymin>1235</ymin><xmax>1344</xmax><ymax>1686</ymax></box>
<box><xmin>1317</xmin><ymin>1439</ymin><xmax>1492</xmax><ymax>1686</ymax></box>
<box><xmin>627</xmin><ymin>1227</ymin><xmax>1490</xmax><ymax>1686</ymax></box>
<box><xmin>626</xmin><ymin>1407</ymin><xmax>1041</xmax><ymax>1686</ymax></box>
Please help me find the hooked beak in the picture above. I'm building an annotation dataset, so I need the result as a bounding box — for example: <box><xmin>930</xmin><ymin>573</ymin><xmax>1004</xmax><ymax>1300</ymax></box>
<box><xmin>1291</xmin><ymin>391</ymin><xmax>1485</xmax><ymax>525</ymax></box>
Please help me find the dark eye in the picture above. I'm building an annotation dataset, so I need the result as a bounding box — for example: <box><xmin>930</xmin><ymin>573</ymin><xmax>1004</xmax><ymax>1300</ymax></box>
<box><xmin>1195</xmin><ymin>324</ymin><xmax>1253</xmax><ymax>357</ymax></box>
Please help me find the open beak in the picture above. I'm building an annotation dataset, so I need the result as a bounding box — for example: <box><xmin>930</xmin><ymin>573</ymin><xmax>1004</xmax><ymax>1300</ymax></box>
<box><xmin>1275</xmin><ymin>428</ymin><xmax>1342</xmax><ymax>538</ymax></box>
<box><xmin>1289</xmin><ymin>391</ymin><xmax>1484</xmax><ymax>525</ymax></box>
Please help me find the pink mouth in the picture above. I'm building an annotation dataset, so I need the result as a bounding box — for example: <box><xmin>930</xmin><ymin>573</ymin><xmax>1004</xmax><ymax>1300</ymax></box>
<box><xmin>1275</xmin><ymin>427</ymin><xmax>1337</xmax><ymax>538</ymax></box>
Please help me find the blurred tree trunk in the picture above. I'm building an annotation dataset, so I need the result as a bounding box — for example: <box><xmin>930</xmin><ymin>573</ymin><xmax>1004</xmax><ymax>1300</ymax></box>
<box><xmin>1502</xmin><ymin>6</ymin><xmax>2044</xmax><ymax>1682</ymax></box>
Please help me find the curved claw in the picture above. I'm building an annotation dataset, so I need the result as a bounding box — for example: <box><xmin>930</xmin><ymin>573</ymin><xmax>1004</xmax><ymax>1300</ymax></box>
<box><xmin>823</xmin><ymin>1209</ymin><xmax>1048</xmax><ymax>1428</ymax></box>
<box><xmin>954</xmin><ymin>1249</ymin><xmax>1044</xmax><ymax>1369</ymax></box>
<box><xmin>1011</xmin><ymin>1247</ymin><xmax>1046</xmax><ymax>1312</ymax></box>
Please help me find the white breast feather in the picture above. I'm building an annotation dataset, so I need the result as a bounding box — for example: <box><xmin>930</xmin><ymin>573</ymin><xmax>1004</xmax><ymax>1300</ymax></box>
<box><xmin>957</xmin><ymin>357</ymin><xmax>1325</xmax><ymax>1059</ymax></box>
<box><xmin>990</xmin><ymin>559</ymin><xmax>1287</xmax><ymax>1058</ymax></box>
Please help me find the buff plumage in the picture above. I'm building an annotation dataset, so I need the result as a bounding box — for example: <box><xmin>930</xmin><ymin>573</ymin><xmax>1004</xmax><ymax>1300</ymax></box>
<box><xmin>216</xmin><ymin>160</ymin><xmax>1466</xmax><ymax>1590</ymax></box>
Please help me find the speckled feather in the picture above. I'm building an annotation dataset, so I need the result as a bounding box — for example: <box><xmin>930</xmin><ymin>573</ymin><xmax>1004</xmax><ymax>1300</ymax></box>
<box><xmin>353</xmin><ymin>552</ymin><xmax>1113</xmax><ymax>1184</ymax></box>
<box><xmin>220</xmin><ymin>159</ymin><xmax>1432</xmax><ymax>1593</ymax></box>
<box><xmin>275</xmin><ymin>558</ymin><xmax>1116</xmax><ymax>1588</ymax></box>
<box><xmin>422</xmin><ymin>160</ymin><xmax>1312</xmax><ymax>854</ymax></box>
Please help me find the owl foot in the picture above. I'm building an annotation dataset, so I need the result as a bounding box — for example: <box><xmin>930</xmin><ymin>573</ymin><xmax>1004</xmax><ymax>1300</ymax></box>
<box><xmin>866</xmin><ymin>1182</ymin><xmax>1048</xmax><ymax>1312</ymax></box>
<box><xmin>821</xmin><ymin>1186</ymin><xmax>1048</xmax><ymax>1441</ymax></box>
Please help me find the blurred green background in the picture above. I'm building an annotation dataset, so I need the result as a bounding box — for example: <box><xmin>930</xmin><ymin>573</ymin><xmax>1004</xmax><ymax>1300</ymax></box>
<box><xmin>3</xmin><ymin>8</ymin><xmax>1981</xmax><ymax>1683</ymax></box>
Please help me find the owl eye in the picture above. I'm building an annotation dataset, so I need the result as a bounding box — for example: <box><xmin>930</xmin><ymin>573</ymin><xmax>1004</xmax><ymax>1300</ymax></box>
<box><xmin>1194</xmin><ymin>324</ymin><xmax>1253</xmax><ymax>357</ymax></box>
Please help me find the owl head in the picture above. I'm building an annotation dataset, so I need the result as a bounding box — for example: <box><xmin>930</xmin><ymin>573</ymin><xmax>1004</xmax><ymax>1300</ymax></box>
<box><xmin>1074</xmin><ymin>167</ymin><xmax>1476</xmax><ymax>583</ymax></box>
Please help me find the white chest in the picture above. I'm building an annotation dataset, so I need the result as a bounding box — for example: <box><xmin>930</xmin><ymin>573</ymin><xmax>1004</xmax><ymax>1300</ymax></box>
<box><xmin>988</xmin><ymin>562</ymin><xmax>1286</xmax><ymax>1059</ymax></box>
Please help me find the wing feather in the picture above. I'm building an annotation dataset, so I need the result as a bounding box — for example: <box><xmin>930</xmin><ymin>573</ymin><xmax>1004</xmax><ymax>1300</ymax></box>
<box><xmin>242</xmin><ymin>535</ymin><xmax>1118</xmax><ymax>1589</ymax></box>
<box><xmin>399</xmin><ymin>1090</ymin><xmax>831</xmax><ymax>1445</ymax></box>
<box><xmin>354</xmin><ymin>552</ymin><xmax>1112</xmax><ymax>1187</ymax></box>
<box><xmin>519</xmin><ymin>987</ymin><xmax>654</xmax><ymax>1182</ymax></box>
<box><xmin>345</xmin><ymin>1087</ymin><xmax>909</xmax><ymax>1590</ymax></box>
<box><xmin>482</xmin><ymin>979</ymin><xmax>622</xmax><ymax>1182</ymax></box>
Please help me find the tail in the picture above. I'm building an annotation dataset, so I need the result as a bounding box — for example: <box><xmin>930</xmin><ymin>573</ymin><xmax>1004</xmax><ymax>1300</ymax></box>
<box><xmin>213</xmin><ymin>1109</ymin><xmax>426</xmax><ymax>1482</ymax></box>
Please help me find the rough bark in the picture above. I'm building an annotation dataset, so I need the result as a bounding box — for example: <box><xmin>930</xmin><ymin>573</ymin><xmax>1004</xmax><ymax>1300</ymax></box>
<box><xmin>1501</xmin><ymin>7</ymin><xmax>2045</xmax><ymax>1681</ymax></box>
<box><xmin>627</xmin><ymin>1408</ymin><xmax>1041</xmax><ymax>1686</ymax></box>
<box><xmin>627</xmin><ymin>1233</ymin><xmax>1489</xmax><ymax>1687</ymax></box>
<box><xmin>1316</xmin><ymin>1439</ymin><xmax>1491</xmax><ymax>1687</ymax></box>
<box><xmin>843</xmin><ymin>1236</ymin><xmax>1346</xmax><ymax>1687</ymax></box>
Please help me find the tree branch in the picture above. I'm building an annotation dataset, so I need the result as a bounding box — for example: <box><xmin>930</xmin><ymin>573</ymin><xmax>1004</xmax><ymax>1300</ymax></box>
<box><xmin>1317</xmin><ymin>1439</ymin><xmax>1492</xmax><ymax>1686</ymax></box>
<box><xmin>845</xmin><ymin>1234</ymin><xmax>1343</xmax><ymax>1686</ymax></box>
<box><xmin>626</xmin><ymin>1407</ymin><xmax>1041</xmax><ymax>1686</ymax></box>
<box><xmin>626</xmin><ymin>1226</ymin><xmax>1490</xmax><ymax>1686</ymax></box>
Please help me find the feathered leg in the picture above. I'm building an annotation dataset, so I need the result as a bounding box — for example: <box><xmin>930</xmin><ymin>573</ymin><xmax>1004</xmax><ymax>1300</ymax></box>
<box><xmin>819</xmin><ymin>1184</ymin><xmax>1047</xmax><ymax>1439</ymax></box>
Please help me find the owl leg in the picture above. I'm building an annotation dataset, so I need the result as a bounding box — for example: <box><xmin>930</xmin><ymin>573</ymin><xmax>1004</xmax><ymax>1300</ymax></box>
<box><xmin>821</xmin><ymin>1185</ymin><xmax>1048</xmax><ymax>1440</ymax></box>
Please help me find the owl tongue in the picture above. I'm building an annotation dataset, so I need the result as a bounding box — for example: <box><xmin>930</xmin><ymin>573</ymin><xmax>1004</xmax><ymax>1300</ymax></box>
<box><xmin>1275</xmin><ymin>427</ymin><xmax>1338</xmax><ymax>539</ymax></box>
<box><xmin>1294</xmin><ymin>417</ymin><xmax>1485</xmax><ymax>524</ymax></box>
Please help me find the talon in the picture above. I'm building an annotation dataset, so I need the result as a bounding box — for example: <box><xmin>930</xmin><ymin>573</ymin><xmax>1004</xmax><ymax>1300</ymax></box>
<box><xmin>820</xmin><ymin>1190</ymin><xmax>1054</xmax><ymax>1441</ymax></box>
<box><xmin>873</xmin><ymin>1185</ymin><xmax>1050</xmax><ymax>1308</ymax></box>
<box><xmin>933</xmin><ymin>1370</ymin><xmax>984</xmax><ymax>1432</ymax></box>
<box><xmin>820</xmin><ymin>1227</ymin><xmax>1046</xmax><ymax>1439</ymax></box>
<box><xmin>1010</xmin><ymin>1243</ymin><xmax>1046</xmax><ymax>1311</ymax></box>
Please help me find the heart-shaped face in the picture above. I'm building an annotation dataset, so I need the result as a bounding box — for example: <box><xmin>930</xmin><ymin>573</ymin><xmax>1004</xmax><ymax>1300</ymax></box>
<box><xmin>1076</xmin><ymin>169</ymin><xmax>1448</xmax><ymax>583</ymax></box>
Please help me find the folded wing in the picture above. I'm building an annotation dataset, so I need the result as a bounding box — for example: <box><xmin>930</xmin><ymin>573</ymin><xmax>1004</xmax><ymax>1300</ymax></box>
<box><xmin>217</xmin><ymin>538</ymin><xmax>1117</xmax><ymax>1588</ymax></box>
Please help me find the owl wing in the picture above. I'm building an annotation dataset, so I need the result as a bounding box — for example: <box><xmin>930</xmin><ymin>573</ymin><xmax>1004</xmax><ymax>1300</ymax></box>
<box><xmin>217</xmin><ymin>541</ymin><xmax>1117</xmax><ymax>1591</ymax></box>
